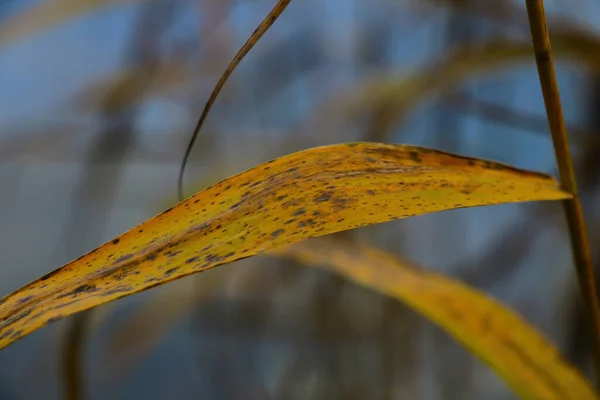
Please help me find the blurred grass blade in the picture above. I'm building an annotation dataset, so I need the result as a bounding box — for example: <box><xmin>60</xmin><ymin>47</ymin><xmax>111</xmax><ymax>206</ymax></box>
<box><xmin>271</xmin><ymin>237</ymin><xmax>598</xmax><ymax>400</ymax></box>
<box><xmin>331</xmin><ymin>28</ymin><xmax>600</xmax><ymax>140</ymax></box>
<box><xmin>0</xmin><ymin>0</ymin><xmax>144</xmax><ymax>48</ymax></box>
<box><xmin>178</xmin><ymin>0</ymin><xmax>292</xmax><ymax>200</ymax></box>
<box><xmin>71</xmin><ymin>60</ymin><xmax>192</xmax><ymax>112</ymax></box>
<box><xmin>97</xmin><ymin>271</ymin><xmax>221</xmax><ymax>383</ymax></box>
<box><xmin>0</xmin><ymin>142</ymin><xmax>570</xmax><ymax>349</ymax></box>
<box><xmin>95</xmin><ymin>257</ymin><xmax>267</xmax><ymax>385</ymax></box>
<box><xmin>70</xmin><ymin>29</ymin><xmax>600</xmax><ymax>122</ymax></box>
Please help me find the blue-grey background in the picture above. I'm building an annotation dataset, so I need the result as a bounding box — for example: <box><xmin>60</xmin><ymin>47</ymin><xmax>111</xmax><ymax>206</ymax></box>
<box><xmin>1</xmin><ymin>0</ymin><xmax>600</xmax><ymax>399</ymax></box>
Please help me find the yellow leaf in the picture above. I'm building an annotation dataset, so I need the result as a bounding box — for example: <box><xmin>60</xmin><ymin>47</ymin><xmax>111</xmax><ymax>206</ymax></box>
<box><xmin>0</xmin><ymin>142</ymin><xmax>570</xmax><ymax>349</ymax></box>
<box><xmin>271</xmin><ymin>238</ymin><xmax>598</xmax><ymax>400</ymax></box>
<box><xmin>0</xmin><ymin>0</ymin><xmax>144</xmax><ymax>48</ymax></box>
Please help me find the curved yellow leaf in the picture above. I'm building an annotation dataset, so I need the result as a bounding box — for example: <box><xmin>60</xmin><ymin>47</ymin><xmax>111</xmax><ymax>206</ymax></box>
<box><xmin>271</xmin><ymin>238</ymin><xmax>598</xmax><ymax>400</ymax></box>
<box><xmin>0</xmin><ymin>0</ymin><xmax>144</xmax><ymax>48</ymax></box>
<box><xmin>0</xmin><ymin>142</ymin><xmax>570</xmax><ymax>349</ymax></box>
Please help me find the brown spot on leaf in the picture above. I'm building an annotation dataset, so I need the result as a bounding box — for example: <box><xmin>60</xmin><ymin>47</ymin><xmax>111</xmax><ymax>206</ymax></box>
<box><xmin>40</xmin><ymin>269</ymin><xmax>60</xmax><ymax>281</ymax></box>
<box><xmin>314</xmin><ymin>192</ymin><xmax>333</xmax><ymax>203</ymax></box>
<box><xmin>271</xmin><ymin>229</ymin><xmax>285</xmax><ymax>238</ymax></box>
<box><xmin>116</xmin><ymin>254</ymin><xmax>133</xmax><ymax>263</ymax></box>
<box><xmin>409</xmin><ymin>151</ymin><xmax>421</xmax><ymax>163</ymax></box>
<box><xmin>17</xmin><ymin>296</ymin><xmax>33</xmax><ymax>304</ymax></box>
<box><xmin>0</xmin><ymin>329</ymin><xmax>14</xmax><ymax>340</ymax></box>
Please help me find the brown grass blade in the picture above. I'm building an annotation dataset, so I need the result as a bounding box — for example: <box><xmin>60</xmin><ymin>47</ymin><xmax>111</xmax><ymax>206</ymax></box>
<box><xmin>525</xmin><ymin>0</ymin><xmax>600</xmax><ymax>387</ymax></box>
<box><xmin>178</xmin><ymin>0</ymin><xmax>292</xmax><ymax>200</ymax></box>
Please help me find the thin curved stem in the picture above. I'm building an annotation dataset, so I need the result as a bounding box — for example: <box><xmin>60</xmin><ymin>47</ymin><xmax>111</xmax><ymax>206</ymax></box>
<box><xmin>178</xmin><ymin>0</ymin><xmax>292</xmax><ymax>201</ymax></box>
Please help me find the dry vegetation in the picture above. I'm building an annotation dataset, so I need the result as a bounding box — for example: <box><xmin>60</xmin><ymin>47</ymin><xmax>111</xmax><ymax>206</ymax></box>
<box><xmin>1</xmin><ymin>1</ymin><xmax>600</xmax><ymax>399</ymax></box>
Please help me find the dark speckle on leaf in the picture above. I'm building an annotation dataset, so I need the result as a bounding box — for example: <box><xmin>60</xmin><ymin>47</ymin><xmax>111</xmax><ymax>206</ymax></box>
<box><xmin>297</xmin><ymin>219</ymin><xmax>314</xmax><ymax>228</ymax></box>
<box><xmin>0</xmin><ymin>329</ymin><xmax>14</xmax><ymax>340</ymax></box>
<box><xmin>17</xmin><ymin>296</ymin><xmax>33</xmax><ymax>304</ymax></box>
<box><xmin>9</xmin><ymin>330</ymin><xmax>23</xmax><ymax>340</ymax></box>
<box><xmin>409</xmin><ymin>151</ymin><xmax>421</xmax><ymax>163</ymax></box>
<box><xmin>271</xmin><ymin>229</ymin><xmax>285</xmax><ymax>238</ymax></box>
<box><xmin>40</xmin><ymin>269</ymin><xmax>60</xmax><ymax>281</ymax></box>
<box><xmin>74</xmin><ymin>284</ymin><xmax>95</xmax><ymax>294</ymax></box>
<box><xmin>112</xmin><ymin>238</ymin><xmax>120</xmax><ymax>244</ymax></box>
<box><xmin>58</xmin><ymin>284</ymin><xmax>97</xmax><ymax>299</ymax></box>
<box><xmin>314</xmin><ymin>193</ymin><xmax>332</xmax><ymax>203</ymax></box>
<box><xmin>116</xmin><ymin>254</ymin><xmax>133</xmax><ymax>263</ymax></box>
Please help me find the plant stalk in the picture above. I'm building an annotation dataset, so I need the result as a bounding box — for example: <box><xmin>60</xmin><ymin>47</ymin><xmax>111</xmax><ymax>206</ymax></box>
<box><xmin>525</xmin><ymin>0</ymin><xmax>600</xmax><ymax>387</ymax></box>
<box><xmin>62</xmin><ymin>314</ymin><xmax>88</xmax><ymax>400</ymax></box>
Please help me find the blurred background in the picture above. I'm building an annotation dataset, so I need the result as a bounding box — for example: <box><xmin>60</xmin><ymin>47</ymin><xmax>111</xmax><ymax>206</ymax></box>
<box><xmin>1</xmin><ymin>0</ymin><xmax>600</xmax><ymax>398</ymax></box>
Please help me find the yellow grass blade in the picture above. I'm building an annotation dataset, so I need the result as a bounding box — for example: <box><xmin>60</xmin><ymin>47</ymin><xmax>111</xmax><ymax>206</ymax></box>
<box><xmin>271</xmin><ymin>237</ymin><xmax>598</xmax><ymax>400</ymax></box>
<box><xmin>0</xmin><ymin>142</ymin><xmax>570</xmax><ymax>349</ymax></box>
